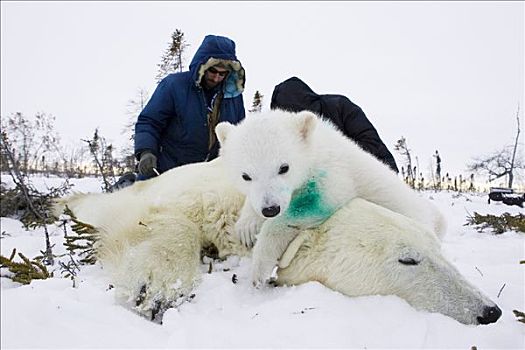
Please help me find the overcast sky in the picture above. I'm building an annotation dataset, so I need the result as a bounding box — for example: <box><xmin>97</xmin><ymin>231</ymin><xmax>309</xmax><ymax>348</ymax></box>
<box><xmin>1</xmin><ymin>1</ymin><xmax>523</xmax><ymax>179</ymax></box>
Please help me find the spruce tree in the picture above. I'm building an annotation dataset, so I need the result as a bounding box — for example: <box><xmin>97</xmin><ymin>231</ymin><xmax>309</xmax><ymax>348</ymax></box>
<box><xmin>434</xmin><ymin>150</ymin><xmax>442</xmax><ymax>190</ymax></box>
<box><xmin>155</xmin><ymin>29</ymin><xmax>189</xmax><ymax>83</ymax></box>
<box><xmin>394</xmin><ymin>137</ymin><xmax>415</xmax><ymax>188</ymax></box>
<box><xmin>249</xmin><ymin>91</ymin><xmax>264</xmax><ymax>113</ymax></box>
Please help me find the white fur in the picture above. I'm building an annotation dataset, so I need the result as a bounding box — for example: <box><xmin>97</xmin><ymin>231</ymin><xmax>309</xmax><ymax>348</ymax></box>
<box><xmin>216</xmin><ymin>109</ymin><xmax>447</xmax><ymax>285</ymax></box>
<box><xmin>278</xmin><ymin>198</ymin><xmax>497</xmax><ymax>325</ymax></box>
<box><xmin>54</xmin><ymin>160</ymin><xmax>249</xmax><ymax>320</ymax></box>
<box><xmin>55</xmin><ymin>159</ymin><xmax>499</xmax><ymax>325</ymax></box>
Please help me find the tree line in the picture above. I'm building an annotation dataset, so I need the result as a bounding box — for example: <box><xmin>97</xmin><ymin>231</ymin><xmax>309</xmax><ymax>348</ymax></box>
<box><xmin>394</xmin><ymin>106</ymin><xmax>523</xmax><ymax>191</ymax></box>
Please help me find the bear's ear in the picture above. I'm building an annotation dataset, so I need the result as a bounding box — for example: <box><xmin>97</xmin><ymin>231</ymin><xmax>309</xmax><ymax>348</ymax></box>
<box><xmin>294</xmin><ymin>111</ymin><xmax>318</xmax><ymax>142</ymax></box>
<box><xmin>215</xmin><ymin>122</ymin><xmax>234</xmax><ymax>145</ymax></box>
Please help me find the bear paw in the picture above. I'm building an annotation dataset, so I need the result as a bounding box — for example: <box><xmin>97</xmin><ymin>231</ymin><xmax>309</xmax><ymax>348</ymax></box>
<box><xmin>251</xmin><ymin>259</ymin><xmax>279</xmax><ymax>288</ymax></box>
<box><xmin>133</xmin><ymin>283</ymin><xmax>195</xmax><ymax>323</ymax></box>
<box><xmin>235</xmin><ymin>214</ymin><xmax>265</xmax><ymax>248</ymax></box>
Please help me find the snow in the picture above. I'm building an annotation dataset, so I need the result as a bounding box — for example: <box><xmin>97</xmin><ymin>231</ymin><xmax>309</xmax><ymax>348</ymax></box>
<box><xmin>1</xmin><ymin>176</ymin><xmax>524</xmax><ymax>349</ymax></box>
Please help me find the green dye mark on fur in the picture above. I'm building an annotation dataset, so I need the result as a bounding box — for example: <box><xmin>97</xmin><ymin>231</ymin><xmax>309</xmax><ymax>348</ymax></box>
<box><xmin>286</xmin><ymin>177</ymin><xmax>334</xmax><ymax>222</ymax></box>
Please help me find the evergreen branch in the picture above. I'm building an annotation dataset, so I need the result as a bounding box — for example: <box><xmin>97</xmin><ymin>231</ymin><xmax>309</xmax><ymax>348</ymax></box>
<box><xmin>465</xmin><ymin>212</ymin><xmax>525</xmax><ymax>234</ymax></box>
<box><xmin>61</xmin><ymin>206</ymin><xmax>99</xmax><ymax>265</ymax></box>
<box><xmin>0</xmin><ymin>250</ymin><xmax>51</xmax><ymax>284</ymax></box>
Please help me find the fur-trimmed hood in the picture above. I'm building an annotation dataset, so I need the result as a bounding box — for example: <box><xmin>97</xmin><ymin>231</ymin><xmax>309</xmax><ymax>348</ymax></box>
<box><xmin>189</xmin><ymin>35</ymin><xmax>245</xmax><ymax>99</ymax></box>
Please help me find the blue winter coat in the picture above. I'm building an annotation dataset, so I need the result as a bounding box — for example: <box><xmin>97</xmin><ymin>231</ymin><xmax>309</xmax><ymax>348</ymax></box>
<box><xmin>134</xmin><ymin>35</ymin><xmax>246</xmax><ymax>173</ymax></box>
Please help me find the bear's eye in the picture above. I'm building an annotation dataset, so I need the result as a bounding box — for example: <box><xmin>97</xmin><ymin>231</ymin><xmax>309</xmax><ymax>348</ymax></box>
<box><xmin>242</xmin><ymin>173</ymin><xmax>252</xmax><ymax>181</ymax></box>
<box><xmin>278</xmin><ymin>164</ymin><xmax>289</xmax><ymax>175</ymax></box>
<box><xmin>398</xmin><ymin>258</ymin><xmax>420</xmax><ymax>266</ymax></box>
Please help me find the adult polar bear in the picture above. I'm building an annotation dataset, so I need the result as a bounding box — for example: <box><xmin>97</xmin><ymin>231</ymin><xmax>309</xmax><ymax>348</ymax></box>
<box><xmin>58</xmin><ymin>159</ymin><xmax>501</xmax><ymax>325</ymax></box>
<box><xmin>56</xmin><ymin>152</ymin><xmax>501</xmax><ymax>324</ymax></box>
<box><xmin>215</xmin><ymin>110</ymin><xmax>446</xmax><ymax>286</ymax></box>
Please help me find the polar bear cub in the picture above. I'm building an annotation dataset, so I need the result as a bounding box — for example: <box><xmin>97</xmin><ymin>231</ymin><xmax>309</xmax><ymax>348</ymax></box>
<box><xmin>216</xmin><ymin>109</ymin><xmax>446</xmax><ymax>286</ymax></box>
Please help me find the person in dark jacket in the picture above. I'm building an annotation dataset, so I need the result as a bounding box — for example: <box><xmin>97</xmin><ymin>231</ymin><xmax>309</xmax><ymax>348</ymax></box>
<box><xmin>270</xmin><ymin>77</ymin><xmax>399</xmax><ymax>173</ymax></box>
<box><xmin>134</xmin><ymin>35</ymin><xmax>246</xmax><ymax>179</ymax></box>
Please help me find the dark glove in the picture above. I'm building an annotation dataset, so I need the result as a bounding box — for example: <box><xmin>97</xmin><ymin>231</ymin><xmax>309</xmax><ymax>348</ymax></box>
<box><xmin>138</xmin><ymin>151</ymin><xmax>158</xmax><ymax>177</ymax></box>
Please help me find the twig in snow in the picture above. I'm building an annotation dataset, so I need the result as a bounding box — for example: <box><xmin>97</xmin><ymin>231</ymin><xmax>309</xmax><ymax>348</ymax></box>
<box><xmin>497</xmin><ymin>283</ymin><xmax>506</xmax><ymax>298</ymax></box>
<box><xmin>513</xmin><ymin>310</ymin><xmax>525</xmax><ymax>323</ymax></box>
<box><xmin>475</xmin><ymin>266</ymin><xmax>484</xmax><ymax>277</ymax></box>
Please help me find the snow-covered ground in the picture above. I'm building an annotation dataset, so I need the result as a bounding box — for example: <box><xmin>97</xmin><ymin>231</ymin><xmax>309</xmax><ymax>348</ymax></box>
<box><xmin>1</xmin><ymin>175</ymin><xmax>524</xmax><ymax>349</ymax></box>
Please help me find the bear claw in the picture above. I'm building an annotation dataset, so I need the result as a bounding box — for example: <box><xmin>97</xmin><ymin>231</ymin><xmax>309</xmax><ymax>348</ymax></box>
<box><xmin>135</xmin><ymin>284</ymin><xmax>147</xmax><ymax>306</ymax></box>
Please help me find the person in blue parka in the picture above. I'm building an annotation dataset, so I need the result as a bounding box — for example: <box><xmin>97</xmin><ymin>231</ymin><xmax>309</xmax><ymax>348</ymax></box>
<box><xmin>134</xmin><ymin>34</ymin><xmax>246</xmax><ymax>179</ymax></box>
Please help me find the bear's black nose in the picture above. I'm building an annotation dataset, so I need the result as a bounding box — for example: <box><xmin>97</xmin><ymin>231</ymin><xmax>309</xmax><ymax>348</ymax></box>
<box><xmin>477</xmin><ymin>305</ymin><xmax>502</xmax><ymax>325</ymax></box>
<box><xmin>262</xmin><ymin>206</ymin><xmax>280</xmax><ymax>218</ymax></box>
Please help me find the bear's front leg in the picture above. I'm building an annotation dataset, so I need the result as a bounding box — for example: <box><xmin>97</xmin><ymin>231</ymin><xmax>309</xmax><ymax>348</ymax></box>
<box><xmin>251</xmin><ymin>219</ymin><xmax>300</xmax><ymax>288</ymax></box>
<box><xmin>234</xmin><ymin>199</ymin><xmax>266</xmax><ymax>248</ymax></box>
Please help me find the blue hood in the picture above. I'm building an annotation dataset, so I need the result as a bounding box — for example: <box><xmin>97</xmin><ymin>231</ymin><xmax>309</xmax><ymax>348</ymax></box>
<box><xmin>189</xmin><ymin>35</ymin><xmax>245</xmax><ymax>98</ymax></box>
